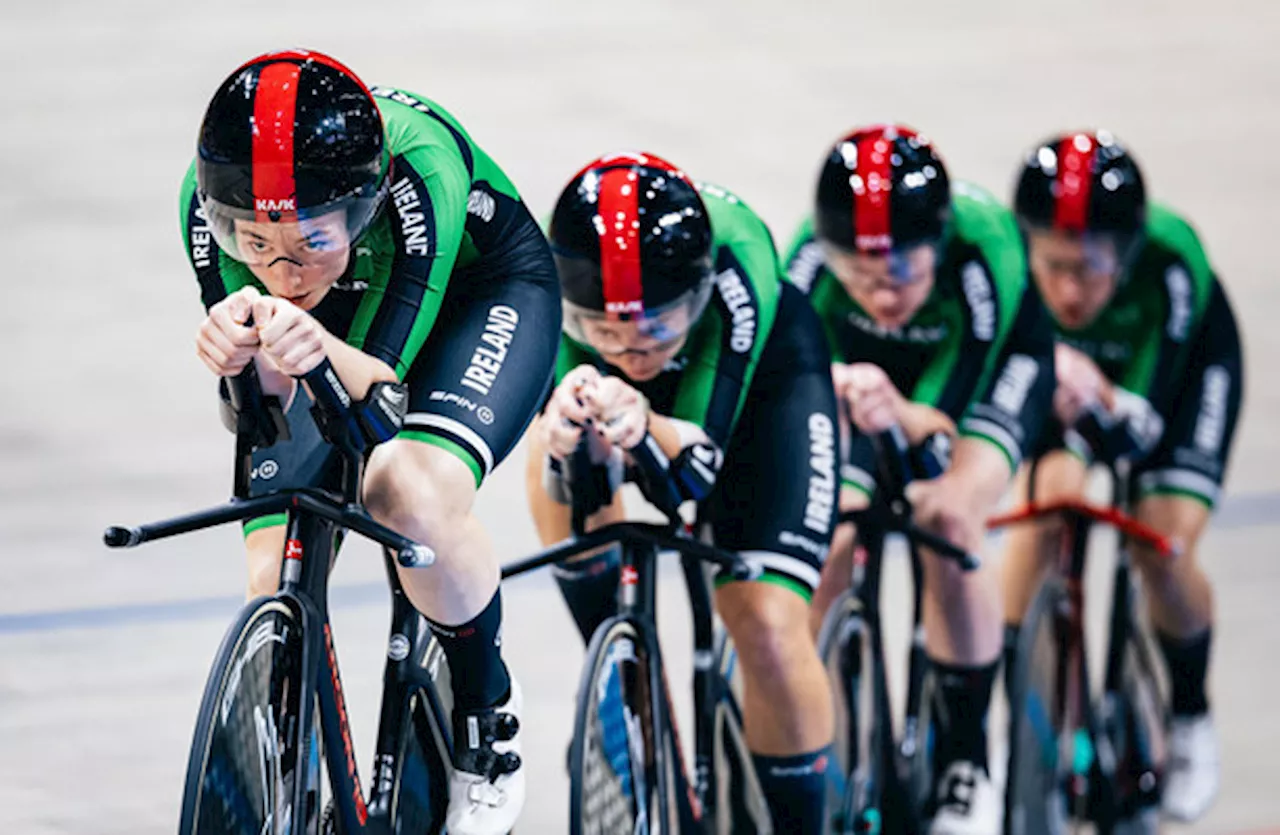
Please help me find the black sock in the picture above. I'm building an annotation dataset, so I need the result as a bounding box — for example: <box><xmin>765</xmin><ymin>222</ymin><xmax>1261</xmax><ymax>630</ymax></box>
<box><xmin>752</xmin><ymin>746</ymin><xmax>832</xmax><ymax>835</ymax></box>
<box><xmin>930</xmin><ymin>658</ymin><xmax>998</xmax><ymax>773</ymax></box>
<box><xmin>553</xmin><ymin>547</ymin><xmax>620</xmax><ymax>644</ymax></box>
<box><xmin>1157</xmin><ymin>627</ymin><xmax>1212</xmax><ymax>717</ymax></box>
<box><xmin>424</xmin><ymin>590</ymin><xmax>511</xmax><ymax>712</ymax></box>
<box><xmin>1002</xmin><ymin>622</ymin><xmax>1021</xmax><ymax>708</ymax></box>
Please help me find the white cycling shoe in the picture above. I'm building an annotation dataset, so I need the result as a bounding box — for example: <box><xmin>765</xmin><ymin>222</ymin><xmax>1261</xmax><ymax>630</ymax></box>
<box><xmin>929</xmin><ymin>761</ymin><xmax>1002</xmax><ymax>835</ymax></box>
<box><xmin>1161</xmin><ymin>713</ymin><xmax>1220</xmax><ymax>822</ymax></box>
<box><xmin>446</xmin><ymin>678</ymin><xmax>525</xmax><ymax>835</ymax></box>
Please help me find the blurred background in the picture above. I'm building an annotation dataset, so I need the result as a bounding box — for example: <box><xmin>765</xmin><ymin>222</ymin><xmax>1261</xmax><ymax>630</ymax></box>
<box><xmin>1</xmin><ymin>1</ymin><xmax>1277</xmax><ymax>832</ymax></box>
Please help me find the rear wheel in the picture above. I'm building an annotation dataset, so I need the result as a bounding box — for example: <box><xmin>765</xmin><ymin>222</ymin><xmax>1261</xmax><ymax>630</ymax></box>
<box><xmin>570</xmin><ymin>618</ymin><xmax>670</xmax><ymax>835</ymax></box>
<box><xmin>1005</xmin><ymin>579</ymin><xmax>1072</xmax><ymax>835</ymax></box>
<box><xmin>816</xmin><ymin>591</ymin><xmax>887</xmax><ymax>834</ymax></box>
<box><xmin>179</xmin><ymin>598</ymin><xmax>313</xmax><ymax>835</ymax></box>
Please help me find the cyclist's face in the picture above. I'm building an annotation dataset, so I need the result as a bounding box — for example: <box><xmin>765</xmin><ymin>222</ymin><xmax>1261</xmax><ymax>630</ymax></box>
<box><xmin>233</xmin><ymin>211</ymin><xmax>351</xmax><ymax>310</ymax></box>
<box><xmin>825</xmin><ymin>243</ymin><xmax>936</xmax><ymax>328</ymax></box>
<box><xmin>1028</xmin><ymin>229</ymin><xmax>1120</xmax><ymax>329</ymax></box>
<box><xmin>579</xmin><ymin>308</ymin><xmax>692</xmax><ymax>382</ymax></box>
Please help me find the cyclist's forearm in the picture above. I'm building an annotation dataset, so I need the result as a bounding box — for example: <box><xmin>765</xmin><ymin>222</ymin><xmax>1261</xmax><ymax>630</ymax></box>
<box><xmin>647</xmin><ymin>413</ymin><xmax>709</xmax><ymax>458</ymax></box>
<box><xmin>319</xmin><ymin>331</ymin><xmax>398</xmax><ymax>401</ymax></box>
<box><xmin>525</xmin><ymin>419</ymin><xmax>627</xmax><ymax>546</ymax></box>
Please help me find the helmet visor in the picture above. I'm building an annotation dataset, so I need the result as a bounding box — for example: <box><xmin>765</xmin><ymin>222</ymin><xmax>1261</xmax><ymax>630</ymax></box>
<box><xmin>821</xmin><ymin>238</ymin><xmax>941</xmax><ymax>289</ymax></box>
<box><xmin>1023</xmin><ymin>224</ymin><xmax>1143</xmax><ymax>284</ymax></box>
<box><xmin>198</xmin><ymin>187</ymin><xmax>387</xmax><ymax>266</ymax></box>
<box><xmin>563</xmin><ymin>281</ymin><xmax>714</xmax><ymax>357</ymax></box>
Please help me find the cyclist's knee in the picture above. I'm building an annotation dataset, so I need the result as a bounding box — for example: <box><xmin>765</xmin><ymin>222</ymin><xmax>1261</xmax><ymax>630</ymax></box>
<box><xmin>1130</xmin><ymin>495</ymin><xmax>1211</xmax><ymax>576</ymax></box>
<box><xmin>1024</xmin><ymin>451</ymin><xmax>1090</xmax><ymax>545</ymax></box>
<box><xmin>364</xmin><ymin>440</ymin><xmax>479</xmax><ymax>548</ymax></box>
<box><xmin>717</xmin><ymin>581</ymin><xmax>816</xmax><ymax>675</ymax></box>
<box><xmin>245</xmin><ymin>525</ymin><xmax>286</xmax><ymax>598</ymax></box>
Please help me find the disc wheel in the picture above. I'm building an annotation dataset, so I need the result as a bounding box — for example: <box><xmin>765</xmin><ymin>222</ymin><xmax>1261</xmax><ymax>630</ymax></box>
<box><xmin>817</xmin><ymin>591</ymin><xmax>888</xmax><ymax>834</ymax></box>
<box><xmin>179</xmin><ymin>598</ymin><xmax>312</xmax><ymax>835</ymax></box>
<box><xmin>570</xmin><ymin>618</ymin><xmax>671</xmax><ymax>835</ymax></box>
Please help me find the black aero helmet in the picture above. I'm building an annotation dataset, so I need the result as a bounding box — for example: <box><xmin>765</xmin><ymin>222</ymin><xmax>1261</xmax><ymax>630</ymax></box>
<box><xmin>550</xmin><ymin>152</ymin><xmax>714</xmax><ymax>346</ymax></box>
<box><xmin>815</xmin><ymin>125</ymin><xmax>950</xmax><ymax>254</ymax></box>
<box><xmin>1014</xmin><ymin>130</ymin><xmax>1146</xmax><ymax>236</ymax></box>
<box><xmin>196</xmin><ymin>49</ymin><xmax>391</xmax><ymax>262</ymax></box>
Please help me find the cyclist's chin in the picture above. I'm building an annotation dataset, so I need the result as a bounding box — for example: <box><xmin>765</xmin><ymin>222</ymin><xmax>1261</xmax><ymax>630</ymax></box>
<box><xmin>612</xmin><ymin>356</ymin><xmax>666</xmax><ymax>382</ymax></box>
<box><xmin>1053</xmin><ymin>305</ymin><xmax>1100</xmax><ymax>331</ymax></box>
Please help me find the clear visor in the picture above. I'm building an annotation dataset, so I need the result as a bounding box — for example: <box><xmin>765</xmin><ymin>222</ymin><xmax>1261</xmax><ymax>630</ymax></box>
<box><xmin>563</xmin><ymin>281</ymin><xmax>714</xmax><ymax>356</ymax></box>
<box><xmin>199</xmin><ymin>190</ymin><xmax>386</xmax><ymax>266</ymax></box>
<box><xmin>821</xmin><ymin>239</ymin><xmax>941</xmax><ymax>289</ymax></box>
<box><xmin>1025</xmin><ymin>226</ymin><xmax>1143</xmax><ymax>284</ymax></box>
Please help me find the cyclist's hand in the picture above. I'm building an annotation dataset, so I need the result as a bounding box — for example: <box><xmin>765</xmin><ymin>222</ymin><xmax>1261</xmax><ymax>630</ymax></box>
<box><xmin>898</xmin><ymin>401</ymin><xmax>956</xmax><ymax>446</ymax></box>
<box><xmin>252</xmin><ymin>296</ymin><xmax>326</xmax><ymax>377</ymax></box>
<box><xmin>1054</xmin><ymin>343</ymin><xmax>1114</xmax><ymax>425</ymax></box>
<box><xmin>196</xmin><ymin>286</ymin><xmax>261</xmax><ymax>376</ymax></box>
<box><xmin>543</xmin><ymin>365</ymin><xmax>601</xmax><ymax>460</ymax></box>
<box><xmin>837</xmin><ymin>362</ymin><xmax>904</xmax><ymax>434</ymax></box>
<box><xmin>582</xmin><ymin>376</ymin><xmax>649</xmax><ymax>450</ymax></box>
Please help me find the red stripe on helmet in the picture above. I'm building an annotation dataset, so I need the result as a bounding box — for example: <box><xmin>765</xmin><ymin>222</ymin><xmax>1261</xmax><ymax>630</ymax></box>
<box><xmin>596</xmin><ymin>166</ymin><xmax>644</xmax><ymax>318</ymax></box>
<box><xmin>251</xmin><ymin>61</ymin><xmax>301</xmax><ymax>222</ymax></box>
<box><xmin>236</xmin><ymin>49</ymin><xmax>376</xmax><ymax>99</ymax></box>
<box><xmin>853</xmin><ymin>128</ymin><xmax>895</xmax><ymax>252</ymax></box>
<box><xmin>571</xmin><ymin>151</ymin><xmax>693</xmax><ymax>188</ymax></box>
<box><xmin>1054</xmin><ymin>133</ymin><xmax>1096</xmax><ymax>232</ymax></box>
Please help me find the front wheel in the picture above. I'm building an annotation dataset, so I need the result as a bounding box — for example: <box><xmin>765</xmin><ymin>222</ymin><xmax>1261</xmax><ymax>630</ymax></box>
<box><xmin>1004</xmin><ymin>579</ymin><xmax>1072</xmax><ymax>835</ymax></box>
<box><xmin>570</xmin><ymin>618</ymin><xmax>673</xmax><ymax>835</ymax></box>
<box><xmin>179</xmin><ymin>597</ymin><xmax>315</xmax><ymax>835</ymax></box>
<box><xmin>816</xmin><ymin>590</ymin><xmax>888</xmax><ymax>834</ymax></box>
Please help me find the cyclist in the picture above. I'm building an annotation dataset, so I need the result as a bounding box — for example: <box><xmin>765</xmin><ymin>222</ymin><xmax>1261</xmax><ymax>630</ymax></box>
<box><xmin>1001</xmin><ymin>130</ymin><xmax>1242</xmax><ymax>822</ymax></box>
<box><xmin>181</xmin><ymin>49</ymin><xmax>561</xmax><ymax>834</ymax></box>
<box><xmin>525</xmin><ymin>152</ymin><xmax>839</xmax><ymax>834</ymax></box>
<box><xmin>785</xmin><ymin>125</ymin><xmax>1055</xmax><ymax>833</ymax></box>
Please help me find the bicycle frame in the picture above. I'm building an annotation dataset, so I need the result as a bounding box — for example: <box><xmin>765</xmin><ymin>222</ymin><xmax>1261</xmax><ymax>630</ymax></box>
<box><xmin>107</xmin><ymin>360</ymin><xmax>454</xmax><ymax>835</ymax></box>
<box><xmin>988</xmin><ymin>495</ymin><xmax>1177</xmax><ymax>827</ymax></box>
<box><xmin>501</xmin><ymin>519</ymin><xmax>753</xmax><ymax>831</ymax></box>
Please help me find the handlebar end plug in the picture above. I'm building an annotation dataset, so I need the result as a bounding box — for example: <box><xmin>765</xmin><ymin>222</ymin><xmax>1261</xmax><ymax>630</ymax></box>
<box><xmin>104</xmin><ymin>526</ymin><xmax>141</xmax><ymax>548</ymax></box>
<box><xmin>398</xmin><ymin>543</ymin><xmax>436</xmax><ymax>568</ymax></box>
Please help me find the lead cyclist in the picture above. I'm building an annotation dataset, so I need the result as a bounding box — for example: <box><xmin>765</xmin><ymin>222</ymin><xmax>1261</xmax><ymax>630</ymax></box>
<box><xmin>524</xmin><ymin>152</ymin><xmax>839</xmax><ymax>834</ymax></box>
<box><xmin>181</xmin><ymin>50</ymin><xmax>562</xmax><ymax>835</ymax></box>
<box><xmin>1000</xmin><ymin>130</ymin><xmax>1244</xmax><ymax>823</ymax></box>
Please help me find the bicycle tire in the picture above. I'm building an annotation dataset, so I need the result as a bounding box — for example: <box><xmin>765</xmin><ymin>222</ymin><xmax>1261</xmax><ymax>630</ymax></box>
<box><xmin>570</xmin><ymin>618</ymin><xmax>670</xmax><ymax>835</ymax></box>
<box><xmin>708</xmin><ymin>630</ymin><xmax>772</xmax><ymax>834</ymax></box>
<box><xmin>903</xmin><ymin>644</ymin><xmax>937</xmax><ymax>820</ymax></box>
<box><xmin>1110</xmin><ymin>609</ymin><xmax>1166</xmax><ymax>829</ymax></box>
<box><xmin>816</xmin><ymin>590</ymin><xmax>888</xmax><ymax>835</ymax></box>
<box><xmin>1004</xmin><ymin>579</ymin><xmax>1071</xmax><ymax>835</ymax></box>
<box><xmin>179</xmin><ymin>597</ymin><xmax>313</xmax><ymax>835</ymax></box>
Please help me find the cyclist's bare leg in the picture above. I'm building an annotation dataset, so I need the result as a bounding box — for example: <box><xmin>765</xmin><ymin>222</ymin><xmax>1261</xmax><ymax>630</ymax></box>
<box><xmin>1130</xmin><ymin>495</ymin><xmax>1214</xmax><ymax>637</ymax></box>
<box><xmin>364</xmin><ymin>440</ymin><xmax>498</xmax><ymax>626</ymax></box>
<box><xmin>999</xmin><ymin>451</ymin><xmax>1090</xmax><ymax>623</ymax></box>
<box><xmin>718</xmin><ymin>580</ymin><xmax>834</xmax><ymax>834</ymax></box>
<box><xmin>1132</xmin><ymin>493</ymin><xmax>1219</xmax><ymax>818</ymax></box>
<box><xmin>907</xmin><ymin>437</ymin><xmax>1010</xmax><ymax>811</ymax></box>
<box><xmin>807</xmin><ymin>485</ymin><xmax>867</xmax><ymax>638</ymax></box>
<box><xmin>911</xmin><ymin>439</ymin><xmax>1011</xmax><ymax>664</ymax></box>
<box><xmin>244</xmin><ymin>526</ymin><xmax>286</xmax><ymax>599</ymax></box>
<box><xmin>718</xmin><ymin>581</ymin><xmax>834</xmax><ymax>754</ymax></box>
